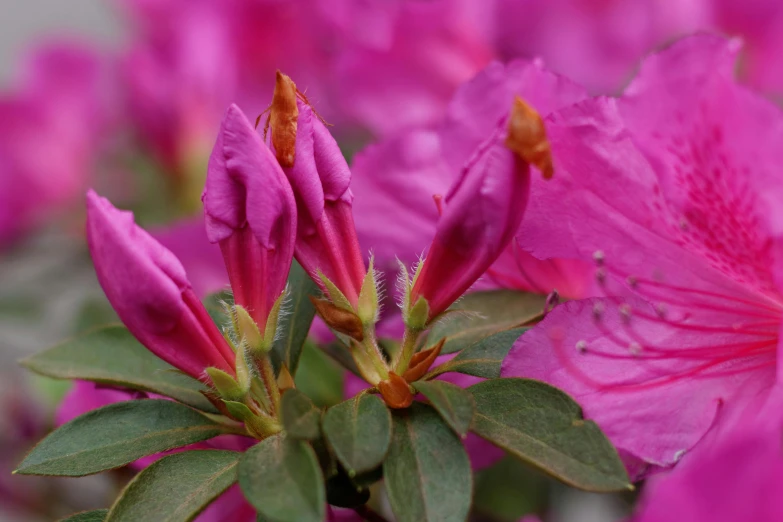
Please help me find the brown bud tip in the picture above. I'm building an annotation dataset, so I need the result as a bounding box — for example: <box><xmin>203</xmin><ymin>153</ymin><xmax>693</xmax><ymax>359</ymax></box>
<box><xmin>277</xmin><ymin>364</ymin><xmax>295</xmax><ymax>392</ymax></box>
<box><xmin>309</xmin><ymin>296</ymin><xmax>364</xmax><ymax>341</ymax></box>
<box><xmin>270</xmin><ymin>70</ymin><xmax>299</xmax><ymax>168</ymax></box>
<box><xmin>378</xmin><ymin>372</ymin><xmax>414</xmax><ymax>409</ymax></box>
<box><xmin>402</xmin><ymin>337</ymin><xmax>446</xmax><ymax>383</ymax></box>
<box><xmin>505</xmin><ymin>96</ymin><xmax>554</xmax><ymax>179</ymax></box>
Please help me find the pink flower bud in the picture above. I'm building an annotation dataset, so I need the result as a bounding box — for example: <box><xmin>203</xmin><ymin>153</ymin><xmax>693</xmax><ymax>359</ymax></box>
<box><xmin>410</xmin><ymin>98</ymin><xmax>546</xmax><ymax>319</ymax></box>
<box><xmin>86</xmin><ymin>190</ymin><xmax>235</xmax><ymax>380</ymax></box>
<box><xmin>203</xmin><ymin>104</ymin><xmax>297</xmax><ymax>330</ymax></box>
<box><xmin>267</xmin><ymin>72</ymin><xmax>366</xmax><ymax>306</ymax></box>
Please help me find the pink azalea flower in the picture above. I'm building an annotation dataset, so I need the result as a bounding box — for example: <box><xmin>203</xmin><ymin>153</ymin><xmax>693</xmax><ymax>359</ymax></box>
<box><xmin>503</xmin><ymin>34</ymin><xmax>783</xmax><ymax>477</ymax></box>
<box><xmin>204</xmin><ymin>104</ymin><xmax>297</xmax><ymax>328</ymax></box>
<box><xmin>0</xmin><ymin>43</ymin><xmax>110</xmax><ymax>246</ymax></box>
<box><xmin>86</xmin><ymin>190</ymin><xmax>236</xmax><ymax>379</ymax></box>
<box><xmin>629</xmin><ymin>423</ymin><xmax>783</xmax><ymax>521</ymax></box>
<box><xmin>351</xmin><ymin>60</ymin><xmax>593</xmax><ymax>301</ymax></box>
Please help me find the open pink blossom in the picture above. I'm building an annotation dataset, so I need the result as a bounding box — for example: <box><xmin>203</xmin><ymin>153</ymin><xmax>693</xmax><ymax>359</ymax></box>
<box><xmin>503</xmin><ymin>34</ymin><xmax>783</xmax><ymax>477</ymax></box>
<box><xmin>352</xmin><ymin>60</ymin><xmax>593</xmax><ymax>301</ymax></box>
<box><xmin>0</xmin><ymin>43</ymin><xmax>109</xmax><ymax>246</ymax></box>
<box><xmin>629</xmin><ymin>422</ymin><xmax>783</xmax><ymax>521</ymax></box>
<box><xmin>204</xmin><ymin>104</ymin><xmax>297</xmax><ymax>328</ymax></box>
<box><xmin>87</xmin><ymin>190</ymin><xmax>236</xmax><ymax>379</ymax></box>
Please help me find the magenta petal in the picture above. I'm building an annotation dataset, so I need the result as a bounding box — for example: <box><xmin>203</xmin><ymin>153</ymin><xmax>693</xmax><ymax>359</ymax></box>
<box><xmin>631</xmin><ymin>424</ymin><xmax>783</xmax><ymax>522</ymax></box>
<box><xmin>87</xmin><ymin>191</ymin><xmax>235</xmax><ymax>379</ymax></box>
<box><xmin>503</xmin><ymin>297</ymin><xmax>777</xmax><ymax>476</ymax></box>
<box><xmin>351</xmin><ymin>129</ymin><xmax>450</xmax><ymax>275</ymax></box>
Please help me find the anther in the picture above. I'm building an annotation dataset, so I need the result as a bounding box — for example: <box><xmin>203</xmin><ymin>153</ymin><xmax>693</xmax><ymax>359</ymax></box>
<box><xmin>628</xmin><ymin>342</ymin><xmax>641</xmax><ymax>356</ymax></box>
<box><xmin>432</xmin><ymin>194</ymin><xmax>444</xmax><ymax>217</ymax></box>
<box><xmin>626</xmin><ymin>276</ymin><xmax>638</xmax><ymax>289</ymax></box>
<box><xmin>619</xmin><ymin>303</ymin><xmax>632</xmax><ymax>323</ymax></box>
<box><xmin>592</xmin><ymin>302</ymin><xmax>605</xmax><ymax>320</ymax></box>
<box><xmin>655</xmin><ymin>303</ymin><xmax>667</xmax><ymax>318</ymax></box>
<box><xmin>575</xmin><ymin>340</ymin><xmax>588</xmax><ymax>353</ymax></box>
<box><xmin>592</xmin><ymin>250</ymin><xmax>605</xmax><ymax>265</ymax></box>
<box><xmin>595</xmin><ymin>267</ymin><xmax>607</xmax><ymax>285</ymax></box>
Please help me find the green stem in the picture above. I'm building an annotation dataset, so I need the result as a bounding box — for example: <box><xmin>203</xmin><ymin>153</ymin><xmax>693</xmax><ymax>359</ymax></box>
<box><xmin>394</xmin><ymin>327</ymin><xmax>422</xmax><ymax>374</ymax></box>
<box><xmin>362</xmin><ymin>326</ymin><xmax>390</xmax><ymax>379</ymax></box>
<box><xmin>257</xmin><ymin>354</ymin><xmax>281</xmax><ymax>416</ymax></box>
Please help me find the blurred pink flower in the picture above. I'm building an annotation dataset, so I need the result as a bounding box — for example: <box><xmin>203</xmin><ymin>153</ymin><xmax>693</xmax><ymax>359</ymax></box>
<box><xmin>0</xmin><ymin>43</ymin><xmax>110</xmax><ymax>246</ymax></box>
<box><xmin>326</xmin><ymin>0</ymin><xmax>493</xmax><ymax>136</ymax></box>
<box><xmin>629</xmin><ymin>422</ymin><xmax>783</xmax><ymax>521</ymax></box>
<box><xmin>351</xmin><ymin>60</ymin><xmax>593</xmax><ymax>300</ymax></box>
<box><xmin>503</xmin><ymin>35</ymin><xmax>783</xmax><ymax>478</ymax></box>
<box><xmin>118</xmin><ymin>0</ymin><xmax>335</xmax><ymax>205</ymax></box>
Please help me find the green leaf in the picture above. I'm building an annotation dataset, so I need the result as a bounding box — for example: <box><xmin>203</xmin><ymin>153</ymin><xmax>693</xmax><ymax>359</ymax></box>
<box><xmin>428</xmin><ymin>291</ymin><xmax>544</xmax><ymax>354</ymax></box>
<box><xmin>21</xmin><ymin>326</ymin><xmax>216</xmax><ymax>412</ymax></box>
<box><xmin>294</xmin><ymin>342</ymin><xmax>344</xmax><ymax>408</ymax></box>
<box><xmin>280</xmin><ymin>389</ymin><xmax>321</xmax><ymax>440</ymax></box>
<box><xmin>271</xmin><ymin>262</ymin><xmax>319</xmax><ymax>375</ymax></box>
<box><xmin>17</xmin><ymin>400</ymin><xmax>225</xmax><ymax>476</ymax></box>
<box><xmin>469</xmin><ymin>378</ymin><xmax>631</xmax><ymax>492</ymax></box>
<box><xmin>105</xmin><ymin>450</ymin><xmax>239</xmax><ymax>522</ymax></box>
<box><xmin>322</xmin><ymin>394</ymin><xmax>391</xmax><ymax>476</ymax></box>
<box><xmin>424</xmin><ymin>328</ymin><xmax>526</xmax><ymax>380</ymax></box>
<box><xmin>61</xmin><ymin>510</ymin><xmax>108</xmax><ymax>522</ymax></box>
<box><xmin>412</xmin><ymin>381</ymin><xmax>475</xmax><ymax>437</ymax></box>
<box><xmin>238</xmin><ymin>434</ymin><xmax>325</xmax><ymax>522</ymax></box>
<box><xmin>384</xmin><ymin>404</ymin><xmax>472</xmax><ymax>522</ymax></box>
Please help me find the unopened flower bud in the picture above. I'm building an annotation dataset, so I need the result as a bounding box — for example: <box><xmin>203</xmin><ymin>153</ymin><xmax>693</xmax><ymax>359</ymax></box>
<box><xmin>409</xmin><ymin>97</ymin><xmax>545</xmax><ymax>320</ymax></box>
<box><xmin>267</xmin><ymin>72</ymin><xmax>366</xmax><ymax>307</ymax></box>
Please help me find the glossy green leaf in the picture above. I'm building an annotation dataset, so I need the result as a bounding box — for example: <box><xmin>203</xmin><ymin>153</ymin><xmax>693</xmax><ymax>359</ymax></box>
<box><xmin>61</xmin><ymin>510</ymin><xmax>108</xmax><ymax>522</ymax></box>
<box><xmin>238</xmin><ymin>434</ymin><xmax>325</xmax><ymax>522</ymax></box>
<box><xmin>106</xmin><ymin>450</ymin><xmax>239</xmax><ymax>522</ymax></box>
<box><xmin>412</xmin><ymin>381</ymin><xmax>475</xmax><ymax>437</ymax></box>
<box><xmin>469</xmin><ymin>378</ymin><xmax>631</xmax><ymax>492</ymax></box>
<box><xmin>322</xmin><ymin>393</ymin><xmax>391</xmax><ymax>476</ymax></box>
<box><xmin>16</xmin><ymin>400</ymin><xmax>224</xmax><ymax>476</ymax></box>
<box><xmin>280</xmin><ymin>389</ymin><xmax>321</xmax><ymax>440</ymax></box>
<box><xmin>384</xmin><ymin>404</ymin><xmax>472</xmax><ymax>522</ymax></box>
<box><xmin>428</xmin><ymin>291</ymin><xmax>544</xmax><ymax>354</ymax></box>
<box><xmin>424</xmin><ymin>328</ymin><xmax>526</xmax><ymax>380</ymax></box>
<box><xmin>21</xmin><ymin>326</ymin><xmax>215</xmax><ymax>412</ymax></box>
<box><xmin>271</xmin><ymin>262</ymin><xmax>319</xmax><ymax>375</ymax></box>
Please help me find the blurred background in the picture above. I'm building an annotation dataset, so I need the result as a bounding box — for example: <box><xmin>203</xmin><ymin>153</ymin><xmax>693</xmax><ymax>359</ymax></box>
<box><xmin>1</xmin><ymin>1</ymin><xmax>781</xmax><ymax>520</ymax></box>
